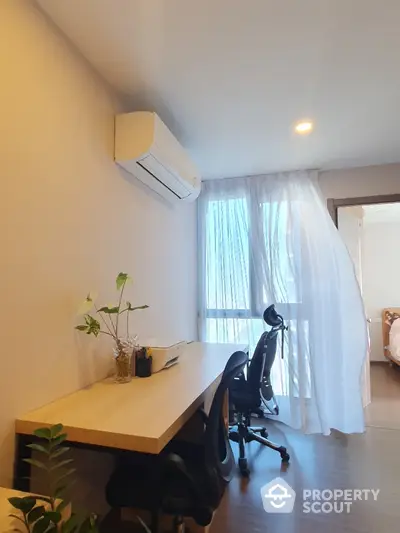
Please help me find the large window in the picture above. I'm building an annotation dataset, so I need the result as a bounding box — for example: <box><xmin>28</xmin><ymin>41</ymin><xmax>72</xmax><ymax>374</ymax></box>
<box><xmin>205</xmin><ymin>197</ymin><xmax>250</xmax><ymax>318</ymax></box>
<box><xmin>204</xmin><ymin>195</ymin><xmax>301</xmax><ymax>321</ymax></box>
<box><xmin>202</xmin><ymin>192</ymin><xmax>310</xmax><ymax>398</ymax></box>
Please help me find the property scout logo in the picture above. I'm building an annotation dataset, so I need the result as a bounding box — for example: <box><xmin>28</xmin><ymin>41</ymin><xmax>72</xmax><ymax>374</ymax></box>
<box><xmin>260</xmin><ymin>477</ymin><xmax>380</xmax><ymax>514</ymax></box>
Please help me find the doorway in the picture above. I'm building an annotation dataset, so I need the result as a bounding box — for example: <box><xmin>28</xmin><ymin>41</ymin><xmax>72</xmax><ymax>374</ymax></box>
<box><xmin>336</xmin><ymin>198</ymin><xmax>400</xmax><ymax>429</ymax></box>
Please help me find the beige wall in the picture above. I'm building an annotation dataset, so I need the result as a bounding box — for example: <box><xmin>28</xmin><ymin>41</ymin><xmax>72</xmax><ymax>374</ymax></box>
<box><xmin>0</xmin><ymin>0</ymin><xmax>197</xmax><ymax>497</ymax></box>
<box><xmin>319</xmin><ymin>163</ymin><xmax>400</xmax><ymax>198</ymax></box>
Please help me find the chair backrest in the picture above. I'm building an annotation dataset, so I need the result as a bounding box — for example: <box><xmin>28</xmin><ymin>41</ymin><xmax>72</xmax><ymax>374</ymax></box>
<box><xmin>205</xmin><ymin>351</ymin><xmax>248</xmax><ymax>486</ymax></box>
<box><xmin>247</xmin><ymin>329</ymin><xmax>280</xmax><ymax>392</ymax></box>
<box><xmin>247</xmin><ymin>305</ymin><xmax>285</xmax><ymax>388</ymax></box>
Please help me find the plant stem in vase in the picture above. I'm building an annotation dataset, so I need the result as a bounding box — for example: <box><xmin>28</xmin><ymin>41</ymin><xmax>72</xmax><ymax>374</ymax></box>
<box><xmin>75</xmin><ymin>273</ymin><xmax>148</xmax><ymax>384</ymax></box>
<box><xmin>114</xmin><ymin>338</ymin><xmax>136</xmax><ymax>383</ymax></box>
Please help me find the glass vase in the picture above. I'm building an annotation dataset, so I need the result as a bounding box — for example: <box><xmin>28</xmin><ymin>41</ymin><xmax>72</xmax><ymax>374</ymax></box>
<box><xmin>113</xmin><ymin>338</ymin><xmax>136</xmax><ymax>383</ymax></box>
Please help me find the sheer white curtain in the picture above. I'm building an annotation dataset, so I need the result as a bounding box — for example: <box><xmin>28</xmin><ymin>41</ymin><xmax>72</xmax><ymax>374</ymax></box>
<box><xmin>198</xmin><ymin>170</ymin><xmax>368</xmax><ymax>435</ymax></box>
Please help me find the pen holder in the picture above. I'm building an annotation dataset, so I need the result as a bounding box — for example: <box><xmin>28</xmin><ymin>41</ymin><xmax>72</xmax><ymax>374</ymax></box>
<box><xmin>135</xmin><ymin>349</ymin><xmax>152</xmax><ymax>378</ymax></box>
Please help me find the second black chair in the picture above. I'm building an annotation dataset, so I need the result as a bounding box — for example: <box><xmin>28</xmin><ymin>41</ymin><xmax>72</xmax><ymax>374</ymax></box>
<box><xmin>229</xmin><ymin>306</ymin><xmax>290</xmax><ymax>476</ymax></box>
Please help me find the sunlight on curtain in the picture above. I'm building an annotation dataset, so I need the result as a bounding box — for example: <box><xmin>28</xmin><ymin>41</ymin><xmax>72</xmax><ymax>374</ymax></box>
<box><xmin>198</xmin><ymin>171</ymin><xmax>368</xmax><ymax>435</ymax></box>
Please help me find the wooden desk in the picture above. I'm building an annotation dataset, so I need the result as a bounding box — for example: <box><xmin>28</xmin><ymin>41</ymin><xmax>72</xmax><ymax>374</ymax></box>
<box><xmin>14</xmin><ymin>342</ymin><xmax>247</xmax><ymax>490</ymax></box>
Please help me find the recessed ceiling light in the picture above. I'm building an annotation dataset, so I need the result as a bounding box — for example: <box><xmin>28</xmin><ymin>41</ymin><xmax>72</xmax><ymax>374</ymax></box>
<box><xmin>294</xmin><ymin>121</ymin><xmax>313</xmax><ymax>135</ymax></box>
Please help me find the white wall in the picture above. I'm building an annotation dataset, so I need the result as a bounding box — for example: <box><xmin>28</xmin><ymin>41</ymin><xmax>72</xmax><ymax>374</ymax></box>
<box><xmin>0</xmin><ymin>0</ymin><xmax>197</xmax><ymax>501</ymax></box>
<box><xmin>337</xmin><ymin>207</ymin><xmax>364</xmax><ymax>290</ymax></box>
<box><xmin>362</xmin><ymin>220</ymin><xmax>400</xmax><ymax>362</ymax></box>
<box><xmin>319</xmin><ymin>164</ymin><xmax>400</xmax><ymax>198</ymax></box>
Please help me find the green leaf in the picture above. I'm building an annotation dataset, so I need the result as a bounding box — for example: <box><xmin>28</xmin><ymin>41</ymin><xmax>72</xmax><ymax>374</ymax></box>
<box><xmin>116</xmin><ymin>272</ymin><xmax>129</xmax><ymax>290</ymax></box>
<box><xmin>50</xmin><ymin>446</ymin><xmax>70</xmax><ymax>459</ymax></box>
<box><xmin>23</xmin><ymin>458</ymin><xmax>47</xmax><ymax>470</ymax></box>
<box><xmin>33</xmin><ymin>427</ymin><xmax>52</xmax><ymax>440</ymax></box>
<box><xmin>77</xmin><ymin>293</ymin><xmax>97</xmax><ymax>316</ymax></box>
<box><xmin>27</xmin><ymin>443</ymin><xmax>50</xmax><ymax>455</ymax></box>
<box><xmin>51</xmin><ymin>433</ymin><xmax>68</xmax><ymax>447</ymax></box>
<box><xmin>9</xmin><ymin>496</ymin><xmax>37</xmax><ymax>514</ymax></box>
<box><xmin>120</xmin><ymin>303</ymin><xmax>149</xmax><ymax>314</ymax></box>
<box><xmin>46</xmin><ymin>511</ymin><xmax>62</xmax><ymax>524</ymax></box>
<box><xmin>50</xmin><ymin>423</ymin><xmax>64</xmax><ymax>437</ymax></box>
<box><xmin>55</xmin><ymin>468</ymin><xmax>76</xmax><ymax>484</ymax></box>
<box><xmin>98</xmin><ymin>306</ymin><xmax>119</xmax><ymax>314</ymax></box>
<box><xmin>32</xmin><ymin>515</ymin><xmax>51</xmax><ymax>533</ymax></box>
<box><xmin>83</xmin><ymin>315</ymin><xmax>101</xmax><ymax>336</ymax></box>
<box><xmin>50</xmin><ymin>458</ymin><xmax>74</xmax><ymax>471</ymax></box>
<box><xmin>75</xmin><ymin>325</ymin><xmax>88</xmax><ymax>332</ymax></box>
<box><xmin>127</xmin><ymin>304</ymin><xmax>149</xmax><ymax>312</ymax></box>
<box><xmin>28</xmin><ymin>506</ymin><xmax>46</xmax><ymax>524</ymax></box>
<box><xmin>54</xmin><ymin>479</ymin><xmax>76</xmax><ymax>499</ymax></box>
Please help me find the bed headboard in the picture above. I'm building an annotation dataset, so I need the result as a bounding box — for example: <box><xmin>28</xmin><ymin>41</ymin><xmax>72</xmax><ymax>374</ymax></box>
<box><xmin>382</xmin><ymin>308</ymin><xmax>400</xmax><ymax>361</ymax></box>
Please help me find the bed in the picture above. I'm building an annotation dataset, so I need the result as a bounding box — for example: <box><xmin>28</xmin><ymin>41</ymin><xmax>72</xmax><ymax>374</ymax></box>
<box><xmin>382</xmin><ymin>308</ymin><xmax>400</xmax><ymax>366</ymax></box>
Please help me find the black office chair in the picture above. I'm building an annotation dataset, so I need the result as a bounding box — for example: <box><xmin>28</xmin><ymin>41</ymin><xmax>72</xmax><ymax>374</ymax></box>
<box><xmin>229</xmin><ymin>305</ymin><xmax>290</xmax><ymax>476</ymax></box>
<box><xmin>106</xmin><ymin>350</ymin><xmax>248</xmax><ymax>532</ymax></box>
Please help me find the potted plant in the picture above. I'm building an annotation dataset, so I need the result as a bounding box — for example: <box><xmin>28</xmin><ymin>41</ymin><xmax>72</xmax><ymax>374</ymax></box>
<box><xmin>75</xmin><ymin>273</ymin><xmax>148</xmax><ymax>382</ymax></box>
<box><xmin>8</xmin><ymin>424</ymin><xmax>151</xmax><ymax>533</ymax></box>
<box><xmin>8</xmin><ymin>424</ymin><xmax>97</xmax><ymax>533</ymax></box>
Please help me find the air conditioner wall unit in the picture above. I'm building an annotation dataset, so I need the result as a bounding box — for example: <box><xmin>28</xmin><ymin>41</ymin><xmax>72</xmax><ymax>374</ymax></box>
<box><xmin>114</xmin><ymin>111</ymin><xmax>201</xmax><ymax>202</ymax></box>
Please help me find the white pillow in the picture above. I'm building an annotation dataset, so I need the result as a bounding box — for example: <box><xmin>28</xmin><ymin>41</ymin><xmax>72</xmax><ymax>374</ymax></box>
<box><xmin>389</xmin><ymin>318</ymin><xmax>400</xmax><ymax>362</ymax></box>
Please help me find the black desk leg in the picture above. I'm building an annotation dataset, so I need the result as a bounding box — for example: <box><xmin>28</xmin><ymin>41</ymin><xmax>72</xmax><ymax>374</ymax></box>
<box><xmin>13</xmin><ymin>433</ymin><xmax>32</xmax><ymax>491</ymax></box>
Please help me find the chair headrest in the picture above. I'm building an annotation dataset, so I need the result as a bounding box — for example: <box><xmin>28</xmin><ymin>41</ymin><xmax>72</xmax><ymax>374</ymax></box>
<box><xmin>263</xmin><ymin>305</ymin><xmax>283</xmax><ymax>327</ymax></box>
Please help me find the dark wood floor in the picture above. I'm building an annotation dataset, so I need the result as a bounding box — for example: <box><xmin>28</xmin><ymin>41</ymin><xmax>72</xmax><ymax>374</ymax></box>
<box><xmin>365</xmin><ymin>362</ymin><xmax>400</xmax><ymax>429</ymax></box>
<box><xmin>211</xmin><ymin>363</ymin><xmax>400</xmax><ymax>533</ymax></box>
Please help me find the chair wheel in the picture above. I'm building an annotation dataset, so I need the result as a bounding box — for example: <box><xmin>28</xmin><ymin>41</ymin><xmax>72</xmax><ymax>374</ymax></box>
<box><xmin>238</xmin><ymin>458</ymin><xmax>250</xmax><ymax>476</ymax></box>
<box><xmin>280</xmin><ymin>451</ymin><xmax>290</xmax><ymax>463</ymax></box>
<box><xmin>260</xmin><ymin>428</ymin><xmax>268</xmax><ymax>438</ymax></box>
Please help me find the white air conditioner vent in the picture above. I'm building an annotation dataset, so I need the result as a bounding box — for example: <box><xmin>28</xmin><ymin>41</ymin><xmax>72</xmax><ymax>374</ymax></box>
<box><xmin>114</xmin><ymin>111</ymin><xmax>201</xmax><ymax>202</ymax></box>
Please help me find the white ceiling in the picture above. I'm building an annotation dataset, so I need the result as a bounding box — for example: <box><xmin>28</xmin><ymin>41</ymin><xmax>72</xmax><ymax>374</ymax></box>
<box><xmin>37</xmin><ymin>0</ymin><xmax>400</xmax><ymax>179</ymax></box>
<box><xmin>363</xmin><ymin>203</ymin><xmax>400</xmax><ymax>224</ymax></box>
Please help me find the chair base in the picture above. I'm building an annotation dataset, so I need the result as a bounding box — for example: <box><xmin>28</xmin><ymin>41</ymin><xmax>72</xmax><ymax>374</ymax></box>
<box><xmin>229</xmin><ymin>421</ymin><xmax>290</xmax><ymax>476</ymax></box>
